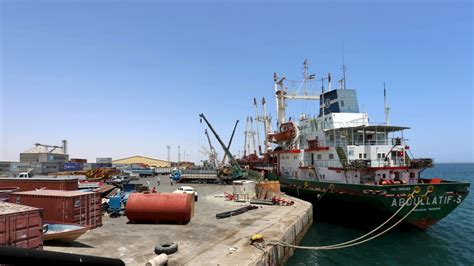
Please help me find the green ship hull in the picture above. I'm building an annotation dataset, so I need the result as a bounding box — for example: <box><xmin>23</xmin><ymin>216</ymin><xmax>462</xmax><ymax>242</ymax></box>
<box><xmin>267</xmin><ymin>173</ymin><xmax>470</xmax><ymax>229</ymax></box>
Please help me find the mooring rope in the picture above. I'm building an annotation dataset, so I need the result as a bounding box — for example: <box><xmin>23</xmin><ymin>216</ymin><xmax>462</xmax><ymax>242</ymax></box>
<box><xmin>267</xmin><ymin>190</ymin><xmax>430</xmax><ymax>251</ymax></box>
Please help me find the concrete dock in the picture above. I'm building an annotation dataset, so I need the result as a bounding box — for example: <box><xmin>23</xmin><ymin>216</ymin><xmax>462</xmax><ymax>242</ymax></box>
<box><xmin>45</xmin><ymin>176</ymin><xmax>313</xmax><ymax>265</ymax></box>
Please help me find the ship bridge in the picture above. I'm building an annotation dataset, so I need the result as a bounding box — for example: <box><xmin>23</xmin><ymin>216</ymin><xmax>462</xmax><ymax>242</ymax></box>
<box><xmin>320</xmin><ymin>124</ymin><xmax>411</xmax><ymax>168</ymax></box>
<box><xmin>324</xmin><ymin>124</ymin><xmax>410</xmax><ymax>147</ymax></box>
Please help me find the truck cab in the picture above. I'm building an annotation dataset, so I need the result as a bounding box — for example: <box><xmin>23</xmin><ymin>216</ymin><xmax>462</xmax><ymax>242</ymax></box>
<box><xmin>17</xmin><ymin>172</ymin><xmax>32</xmax><ymax>178</ymax></box>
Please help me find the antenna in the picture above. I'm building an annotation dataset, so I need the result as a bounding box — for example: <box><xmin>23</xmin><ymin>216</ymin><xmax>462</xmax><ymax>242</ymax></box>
<box><xmin>342</xmin><ymin>42</ymin><xmax>347</xmax><ymax>90</ymax></box>
<box><xmin>328</xmin><ymin>73</ymin><xmax>332</xmax><ymax>91</ymax></box>
<box><xmin>384</xmin><ymin>82</ymin><xmax>390</xmax><ymax>126</ymax></box>
<box><xmin>303</xmin><ymin>59</ymin><xmax>308</xmax><ymax>95</ymax></box>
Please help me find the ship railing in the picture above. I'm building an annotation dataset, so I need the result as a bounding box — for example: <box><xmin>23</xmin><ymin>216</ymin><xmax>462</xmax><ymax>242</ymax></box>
<box><xmin>321</xmin><ymin>120</ymin><xmax>368</xmax><ymax>130</ymax></box>
<box><xmin>303</xmin><ymin>160</ymin><xmax>341</xmax><ymax>168</ymax></box>
<box><xmin>340</xmin><ymin>138</ymin><xmax>407</xmax><ymax>147</ymax></box>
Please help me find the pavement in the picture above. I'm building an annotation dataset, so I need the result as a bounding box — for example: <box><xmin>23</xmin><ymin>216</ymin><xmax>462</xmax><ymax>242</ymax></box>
<box><xmin>44</xmin><ymin>175</ymin><xmax>311</xmax><ymax>265</ymax></box>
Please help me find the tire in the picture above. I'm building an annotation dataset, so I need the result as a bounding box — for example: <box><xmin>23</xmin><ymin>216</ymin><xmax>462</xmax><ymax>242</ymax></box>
<box><xmin>195</xmin><ymin>195</ymin><xmax>198</xmax><ymax>202</ymax></box>
<box><xmin>154</xmin><ymin>242</ymin><xmax>178</xmax><ymax>255</ymax></box>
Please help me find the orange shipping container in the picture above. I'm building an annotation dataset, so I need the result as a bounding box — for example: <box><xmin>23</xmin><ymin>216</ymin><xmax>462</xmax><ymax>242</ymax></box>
<box><xmin>10</xmin><ymin>190</ymin><xmax>101</xmax><ymax>228</ymax></box>
<box><xmin>0</xmin><ymin>177</ymin><xmax>78</xmax><ymax>192</ymax></box>
<box><xmin>0</xmin><ymin>202</ymin><xmax>43</xmax><ymax>250</ymax></box>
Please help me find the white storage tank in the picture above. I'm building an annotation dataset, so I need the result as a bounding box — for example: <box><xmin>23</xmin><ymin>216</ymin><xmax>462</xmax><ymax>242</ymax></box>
<box><xmin>232</xmin><ymin>180</ymin><xmax>256</xmax><ymax>200</ymax></box>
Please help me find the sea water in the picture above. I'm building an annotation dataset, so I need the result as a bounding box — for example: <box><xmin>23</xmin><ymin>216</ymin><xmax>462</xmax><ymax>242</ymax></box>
<box><xmin>287</xmin><ymin>163</ymin><xmax>474</xmax><ymax>265</ymax></box>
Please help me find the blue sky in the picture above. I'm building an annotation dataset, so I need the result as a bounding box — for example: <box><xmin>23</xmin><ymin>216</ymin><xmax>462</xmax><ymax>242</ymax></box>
<box><xmin>1</xmin><ymin>1</ymin><xmax>472</xmax><ymax>163</ymax></box>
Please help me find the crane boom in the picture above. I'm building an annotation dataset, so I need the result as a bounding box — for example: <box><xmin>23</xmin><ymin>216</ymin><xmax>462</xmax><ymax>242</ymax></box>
<box><xmin>222</xmin><ymin>120</ymin><xmax>239</xmax><ymax>164</ymax></box>
<box><xmin>199</xmin><ymin>113</ymin><xmax>244</xmax><ymax>176</ymax></box>
<box><xmin>204</xmin><ymin>129</ymin><xmax>218</xmax><ymax>168</ymax></box>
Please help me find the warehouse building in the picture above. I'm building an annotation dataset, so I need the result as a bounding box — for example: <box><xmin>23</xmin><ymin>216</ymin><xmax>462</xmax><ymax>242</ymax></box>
<box><xmin>19</xmin><ymin>141</ymin><xmax>69</xmax><ymax>163</ymax></box>
<box><xmin>112</xmin><ymin>155</ymin><xmax>171</xmax><ymax>168</ymax></box>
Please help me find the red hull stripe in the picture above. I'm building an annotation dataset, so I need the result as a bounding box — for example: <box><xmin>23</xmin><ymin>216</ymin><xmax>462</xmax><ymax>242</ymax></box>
<box><xmin>273</xmin><ymin>150</ymin><xmax>301</xmax><ymax>154</ymax></box>
<box><xmin>304</xmin><ymin>147</ymin><xmax>330</xmax><ymax>152</ymax></box>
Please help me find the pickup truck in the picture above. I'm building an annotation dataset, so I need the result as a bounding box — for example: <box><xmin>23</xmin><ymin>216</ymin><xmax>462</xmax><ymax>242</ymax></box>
<box><xmin>16</xmin><ymin>172</ymin><xmax>33</xmax><ymax>178</ymax></box>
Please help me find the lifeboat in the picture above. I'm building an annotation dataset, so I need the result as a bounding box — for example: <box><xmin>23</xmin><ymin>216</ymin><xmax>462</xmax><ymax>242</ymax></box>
<box><xmin>269</xmin><ymin>122</ymin><xmax>296</xmax><ymax>142</ymax></box>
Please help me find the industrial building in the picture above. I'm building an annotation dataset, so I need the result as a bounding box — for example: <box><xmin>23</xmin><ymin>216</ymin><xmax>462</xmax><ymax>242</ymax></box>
<box><xmin>112</xmin><ymin>155</ymin><xmax>170</xmax><ymax>168</ymax></box>
<box><xmin>19</xmin><ymin>140</ymin><xmax>69</xmax><ymax>163</ymax></box>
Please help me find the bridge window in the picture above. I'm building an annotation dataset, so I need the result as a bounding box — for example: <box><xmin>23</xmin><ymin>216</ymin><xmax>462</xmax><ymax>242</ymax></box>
<box><xmin>317</xmin><ymin>154</ymin><xmax>322</xmax><ymax>160</ymax></box>
<box><xmin>329</xmin><ymin>154</ymin><xmax>334</xmax><ymax>159</ymax></box>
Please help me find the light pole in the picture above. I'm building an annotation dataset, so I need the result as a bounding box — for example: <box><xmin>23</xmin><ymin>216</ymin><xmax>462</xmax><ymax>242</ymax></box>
<box><xmin>178</xmin><ymin>145</ymin><xmax>181</xmax><ymax>169</ymax></box>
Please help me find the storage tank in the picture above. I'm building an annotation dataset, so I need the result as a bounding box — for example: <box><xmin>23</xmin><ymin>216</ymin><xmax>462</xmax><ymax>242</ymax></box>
<box><xmin>126</xmin><ymin>193</ymin><xmax>194</xmax><ymax>224</ymax></box>
<box><xmin>233</xmin><ymin>180</ymin><xmax>256</xmax><ymax>199</ymax></box>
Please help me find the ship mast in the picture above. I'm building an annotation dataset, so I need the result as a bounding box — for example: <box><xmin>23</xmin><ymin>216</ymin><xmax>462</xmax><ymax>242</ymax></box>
<box><xmin>274</xmin><ymin>60</ymin><xmax>320</xmax><ymax>130</ymax></box>
<box><xmin>250</xmin><ymin>117</ymin><xmax>257</xmax><ymax>155</ymax></box>
<box><xmin>342</xmin><ymin>42</ymin><xmax>347</xmax><ymax>90</ymax></box>
<box><xmin>261</xmin><ymin>97</ymin><xmax>272</xmax><ymax>153</ymax></box>
<box><xmin>253</xmin><ymin>98</ymin><xmax>263</xmax><ymax>155</ymax></box>
<box><xmin>384</xmin><ymin>82</ymin><xmax>390</xmax><ymax>126</ymax></box>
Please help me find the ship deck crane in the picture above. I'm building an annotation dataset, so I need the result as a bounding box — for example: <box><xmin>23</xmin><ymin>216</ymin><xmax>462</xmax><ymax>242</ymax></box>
<box><xmin>199</xmin><ymin>113</ymin><xmax>247</xmax><ymax>180</ymax></box>
<box><xmin>204</xmin><ymin>129</ymin><xmax>219</xmax><ymax>168</ymax></box>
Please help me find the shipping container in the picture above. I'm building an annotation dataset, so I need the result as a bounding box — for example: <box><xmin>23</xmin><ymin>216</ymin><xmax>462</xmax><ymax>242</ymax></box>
<box><xmin>70</xmin><ymin>158</ymin><xmax>87</xmax><ymax>164</ymax></box>
<box><xmin>82</xmin><ymin>163</ymin><xmax>98</xmax><ymax>171</ymax></box>
<box><xmin>0</xmin><ymin>177</ymin><xmax>78</xmax><ymax>192</ymax></box>
<box><xmin>39</xmin><ymin>162</ymin><xmax>60</xmax><ymax>174</ymax></box>
<box><xmin>0</xmin><ymin>202</ymin><xmax>43</xmax><ymax>250</ymax></box>
<box><xmin>96</xmin><ymin>158</ymin><xmax>112</xmax><ymax>164</ymax></box>
<box><xmin>0</xmin><ymin>161</ymin><xmax>12</xmax><ymax>173</ymax></box>
<box><xmin>131</xmin><ymin>163</ymin><xmax>149</xmax><ymax>169</ymax></box>
<box><xmin>9</xmin><ymin>162</ymin><xmax>33</xmax><ymax>173</ymax></box>
<box><xmin>46</xmin><ymin>154</ymin><xmax>68</xmax><ymax>163</ymax></box>
<box><xmin>96</xmin><ymin>163</ymin><xmax>112</xmax><ymax>168</ymax></box>
<box><xmin>63</xmin><ymin>162</ymin><xmax>82</xmax><ymax>171</ymax></box>
<box><xmin>11</xmin><ymin>190</ymin><xmax>101</xmax><ymax>228</ymax></box>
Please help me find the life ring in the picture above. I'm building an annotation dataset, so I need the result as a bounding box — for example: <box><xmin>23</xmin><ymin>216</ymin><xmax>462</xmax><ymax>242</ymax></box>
<box><xmin>155</xmin><ymin>242</ymin><xmax>178</xmax><ymax>255</ymax></box>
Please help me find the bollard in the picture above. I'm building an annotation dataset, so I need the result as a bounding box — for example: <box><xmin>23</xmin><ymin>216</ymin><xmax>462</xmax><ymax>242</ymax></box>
<box><xmin>145</xmin><ymin>254</ymin><xmax>168</xmax><ymax>266</ymax></box>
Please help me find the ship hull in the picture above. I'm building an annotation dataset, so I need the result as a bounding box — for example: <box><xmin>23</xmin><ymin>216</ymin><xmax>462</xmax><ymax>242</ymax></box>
<box><xmin>269</xmin><ymin>174</ymin><xmax>470</xmax><ymax>229</ymax></box>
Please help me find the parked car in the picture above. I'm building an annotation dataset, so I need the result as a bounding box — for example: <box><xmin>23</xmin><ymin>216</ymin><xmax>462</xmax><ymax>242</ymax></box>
<box><xmin>173</xmin><ymin>186</ymin><xmax>198</xmax><ymax>202</ymax></box>
<box><xmin>109</xmin><ymin>175</ymin><xmax>131</xmax><ymax>185</ymax></box>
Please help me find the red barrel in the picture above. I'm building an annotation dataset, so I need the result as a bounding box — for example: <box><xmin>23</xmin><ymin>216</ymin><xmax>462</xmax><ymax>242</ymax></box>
<box><xmin>126</xmin><ymin>193</ymin><xmax>194</xmax><ymax>224</ymax></box>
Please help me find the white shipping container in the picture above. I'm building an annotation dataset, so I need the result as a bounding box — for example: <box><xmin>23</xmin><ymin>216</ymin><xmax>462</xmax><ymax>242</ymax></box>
<box><xmin>96</xmin><ymin>157</ymin><xmax>112</xmax><ymax>164</ymax></box>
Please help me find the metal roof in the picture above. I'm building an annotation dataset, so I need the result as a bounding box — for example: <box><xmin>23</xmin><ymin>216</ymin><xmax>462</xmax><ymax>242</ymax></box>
<box><xmin>0</xmin><ymin>202</ymin><xmax>41</xmax><ymax>215</ymax></box>
<box><xmin>112</xmin><ymin>155</ymin><xmax>170</xmax><ymax>163</ymax></box>
<box><xmin>330</xmin><ymin>125</ymin><xmax>410</xmax><ymax>132</ymax></box>
<box><xmin>22</xmin><ymin>145</ymin><xmax>65</xmax><ymax>154</ymax></box>
<box><xmin>12</xmin><ymin>189</ymin><xmax>96</xmax><ymax>197</ymax></box>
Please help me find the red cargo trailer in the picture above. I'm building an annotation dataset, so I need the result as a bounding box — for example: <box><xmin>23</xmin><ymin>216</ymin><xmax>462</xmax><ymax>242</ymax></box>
<box><xmin>10</xmin><ymin>190</ymin><xmax>101</xmax><ymax>229</ymax></box>
<box><xmin>0</xmin><ymin>177</ymin><xmax>78</xmax><ymax>192</ymax></box>
<box><xmin>0</xmin><ymin>202</ymin><xmax>43</xmax><ymax>250</ymax></box>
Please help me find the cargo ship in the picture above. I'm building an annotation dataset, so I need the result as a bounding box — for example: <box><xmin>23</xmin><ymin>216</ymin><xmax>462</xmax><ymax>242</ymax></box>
<box><xmin>250</xmin><ymin>60</ymin><xmax>470</xmax><ymax>229</ymax></box>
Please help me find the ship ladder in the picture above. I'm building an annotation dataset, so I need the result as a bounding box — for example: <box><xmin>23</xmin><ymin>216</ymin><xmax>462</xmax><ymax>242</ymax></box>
<box><xmin>265</xmin><ymin>187</ymin><xmax>432</xmax><ymax>251</ymax></box>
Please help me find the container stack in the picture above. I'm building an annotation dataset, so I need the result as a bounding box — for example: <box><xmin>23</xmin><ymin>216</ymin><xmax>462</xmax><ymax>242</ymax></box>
<box><xmin>0</xmin><ymin>177</ymin><xmax>79</xmax><ymax>192</ymax></box>
<box><xmin>10</xmin><ymin>190</ymin><xmax>102</xmax><ymax>228</ymax></box>
<box><xmin>0</xmin><ymin>202</ymin><xmax>43</xmax><ymax>250</ymax></box>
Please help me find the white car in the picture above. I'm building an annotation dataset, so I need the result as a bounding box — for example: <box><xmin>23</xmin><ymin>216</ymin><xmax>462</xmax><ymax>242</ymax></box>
<box><xmin>173</xmin><ymin>186</ymin><xmax>198</xmax><ymax>202</ymax></box>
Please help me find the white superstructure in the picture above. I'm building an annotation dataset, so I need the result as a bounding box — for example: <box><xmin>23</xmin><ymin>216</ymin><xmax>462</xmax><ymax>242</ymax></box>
<box><xmin>269</xmin><ymin>60</ymin><xmax>426</xmax><ymax>186</ymax></box>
